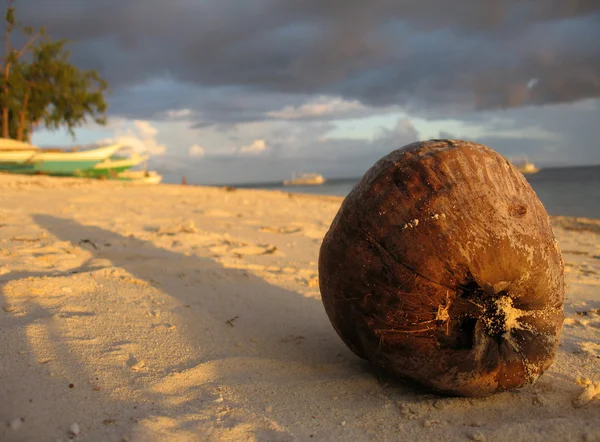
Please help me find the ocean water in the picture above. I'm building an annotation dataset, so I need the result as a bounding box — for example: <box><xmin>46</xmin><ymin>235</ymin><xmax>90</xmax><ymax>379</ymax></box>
<box><xmin>233</xmin><ymin>165</ymin><xmax>600</xmax><ymax>219</ymax></box>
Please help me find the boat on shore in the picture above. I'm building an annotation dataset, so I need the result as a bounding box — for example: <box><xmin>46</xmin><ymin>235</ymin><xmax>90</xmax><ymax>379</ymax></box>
<box><xmin>2</xmin><ymin>143</ymin><xmax>125</xmax><ymax>176</ymax></box>
<box><xmin>74</xmin><ymin>148</ymin><xmax>149</xmax><ymax>179</ymax></box>
<box><xmin>0</xmin><ymin>138</ymin><xmax>162</xmax><ymax>183</ymax></box>
<box><xmin>283</xmin><ymin>173</ymin><xmax>326</xmax><ymax>186</ymax></box>
<box><xmin>514</xmin><ymin>160</ymin><xmax>540</xmax><ymax>175</ymax></box>
<box><xmin>0</xmin><ymin>138</ymin><xmax>40</xmax><ymax>166</ymax></box>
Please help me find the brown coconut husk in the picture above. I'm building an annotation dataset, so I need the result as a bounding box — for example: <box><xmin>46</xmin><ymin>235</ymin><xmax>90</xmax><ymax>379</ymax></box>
<box><xmin>318</xmin><ymin>139</ymin><xmax>564</xmax><ymax>397</ymax></box>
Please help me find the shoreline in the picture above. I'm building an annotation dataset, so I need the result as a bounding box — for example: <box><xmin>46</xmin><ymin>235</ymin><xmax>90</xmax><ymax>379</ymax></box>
<box><xmin>0</xmin><ymin>174</ymin><xmax>598</xmax><ymax>441</ymax></box>
<box><xmin>1</xmin><ymin>173</ymin><xmax>599</xmax><ymax>223</ymax></box>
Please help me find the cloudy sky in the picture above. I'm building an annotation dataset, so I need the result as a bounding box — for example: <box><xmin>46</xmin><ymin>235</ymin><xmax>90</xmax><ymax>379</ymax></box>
<box><xmin>17</xmin><ymin>0</ymin><xmax>600</xmax><ymax>183</ymax></box>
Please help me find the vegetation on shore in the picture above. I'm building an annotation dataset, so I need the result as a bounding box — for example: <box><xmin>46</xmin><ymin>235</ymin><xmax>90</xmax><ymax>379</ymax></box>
<box><xmin>0</xmin><ymin>0</ymin><xmax>108</xmax><ymax>142</ymax></box>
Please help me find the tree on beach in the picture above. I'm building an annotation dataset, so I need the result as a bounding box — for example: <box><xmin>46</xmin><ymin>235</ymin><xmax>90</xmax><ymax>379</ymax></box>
<box><xmin>0</xmin><ymin>0</ymin><xmax>108</xmax><ymax>142</ymax></box>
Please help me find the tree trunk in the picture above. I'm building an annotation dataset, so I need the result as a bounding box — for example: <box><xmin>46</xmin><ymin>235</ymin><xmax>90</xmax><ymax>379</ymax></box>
<box><xmin>1</xmin><ymin>106</ymin><xmax>8</xmax><ymax>138</ymax></box>
<box><xmin>2</xmin><ymin>69</ymin><xmax>10</xmax><ymax>139</ymax></box>
<box><xmin>16</xmin><ymin>84</ymin><xmax>31</xmax><ymax>141</ymax></box>
<box><xmin>3</xmin><ymin>21</ymin><xmax>11</xmax><ymax>139</ymax></box>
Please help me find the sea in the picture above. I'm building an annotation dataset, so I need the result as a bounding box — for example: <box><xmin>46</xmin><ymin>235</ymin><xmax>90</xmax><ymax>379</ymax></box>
<box><xmin>165</xmin><ymin>165</ymin><xmax>600</xmax><ymax>220</ymax></box>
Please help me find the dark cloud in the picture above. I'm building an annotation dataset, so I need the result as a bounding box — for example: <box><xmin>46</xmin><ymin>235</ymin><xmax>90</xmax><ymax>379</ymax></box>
<box><xmin>10</xmin><ymin>0</ymin><xmax>600</xmax><ymax>122</ymax></box>
<box><xmin>437</xmin><ymin>100</ymin><xmax>600</xmax><ymax>166</ymax></box>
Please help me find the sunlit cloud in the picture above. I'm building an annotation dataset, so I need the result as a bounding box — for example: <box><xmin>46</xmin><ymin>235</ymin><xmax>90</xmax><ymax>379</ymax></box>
<box><xmin>238</xmin><ymin>139</ymin><xmax>267</xmax><ymax>155</ymax></box>
<box><xmin>166</xmin><ymin>108</ymin><xmax>193</xmax><ymax>119</ymax></box>
<box><xmin>100</xmin><ymin>119</ymin><xmax>167</xmax><ymax>155</ymax></box>
<box><xmin>267</xmin><ymin>96</ymin><xmax>367</xmax><ymax>120</ymax></box>
<box><xmin>188</xmin><ymin>144</ymin><xmax>206</xmax><ymax>157</ymax></box>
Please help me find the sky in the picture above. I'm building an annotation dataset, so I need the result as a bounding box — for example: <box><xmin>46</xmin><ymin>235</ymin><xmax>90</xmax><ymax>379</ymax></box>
<box><xmin>13</xmin><ymin>0</ymin><xmax>600</xmax><ymax>184</ymax></box>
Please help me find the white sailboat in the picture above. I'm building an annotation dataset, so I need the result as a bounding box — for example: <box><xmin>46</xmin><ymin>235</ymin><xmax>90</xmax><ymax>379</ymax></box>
<box><xmin>514</xmin><ymin>160</ymin><xmax>540</xmax><ymax>175</ymax></box>
<box><xmin>283</xmin><ymin>172</ymin><xmax>326</xmax><ymax>186</ymax></box>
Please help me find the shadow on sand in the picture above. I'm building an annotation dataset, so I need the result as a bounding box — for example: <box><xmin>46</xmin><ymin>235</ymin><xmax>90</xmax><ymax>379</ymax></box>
<box><xmin>1</xmin><ymin>214</ymin><xmax>370</xmax><ymax>441</ymax></box>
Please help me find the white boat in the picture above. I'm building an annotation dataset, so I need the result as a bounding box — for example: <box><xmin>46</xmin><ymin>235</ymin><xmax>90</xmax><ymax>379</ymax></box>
<box><xmin>73</xmin><ymin>147</ymin><xmax>150</xmax><ymax>178</ymax></box>
<box><xmin>117</xmin><ymin>169</ymin><xmax>163</xmax><ymax>184</ymax></box>
<box><xmin>514</xmin><ymin>160</ymin><xmax>540</xmax><ymax>175</ymax></box>
<box><xmin>17</xmin><ymin>143</ymin><xmax>127</xmax><ymax>175</ymax></box>
<box><xmin>0</xmin><ymin>138</ymin><xmax>40</xmax><ymax>164</ymax></box>
<box><xmin>1</xmin><ymin>140</ymin><xmax>128</xmax><ymax>176</ymax></box>
<box><xmin>283</xmin><ymin>172</ymin><xmax>326</xmax><ymax>186</ymax></box>
<box><xmin>33</xmin><ymin>143</ymin><xmax>124</xmax><ymax>161</ymax></box>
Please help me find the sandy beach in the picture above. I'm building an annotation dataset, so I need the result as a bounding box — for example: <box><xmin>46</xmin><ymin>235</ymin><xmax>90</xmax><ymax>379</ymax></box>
<box><xmin>0</xmin><ymin>174</ymin><xmax>598</xmax><ymax>442</ymax></box>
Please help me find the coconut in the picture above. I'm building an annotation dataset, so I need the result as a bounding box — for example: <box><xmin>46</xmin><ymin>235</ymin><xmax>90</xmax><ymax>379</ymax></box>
<box><xmin>318</xmin><ymin>139</ymin><xmax>564</xmax><ymax>397</ymax></box>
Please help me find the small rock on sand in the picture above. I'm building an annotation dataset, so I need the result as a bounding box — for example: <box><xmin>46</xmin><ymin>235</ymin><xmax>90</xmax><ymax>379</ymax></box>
<box><xmin>2</xmin><ymin>304</ymin><xmax>16</xmax><ymax>313</ymax></box>
<box><xmin>69</xmin><ymin>422</ymin><xmax>81</xmax><ymax>436</ymax></box>
<box><xmin>468</xmin><ymin>430</ymin><xmax>486</xmax><ymax>441</ymax></box>
<box><xmin>131</xmin><ymin>360</ymin><xmax>146</xmax><ymax>371</ymax></box>
<box><xmin>9</xmin><ymin>417</ymin><xmax>23</xmax><ymax>430</ymax></box>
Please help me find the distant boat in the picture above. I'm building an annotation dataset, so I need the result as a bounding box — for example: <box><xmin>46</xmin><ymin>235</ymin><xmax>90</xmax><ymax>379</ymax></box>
<box><xmin>283</xmin><ymin>172</ymin><xmax>326</xmax><ymax>186</ymax></box>
<box><xmin>514</xmin><ymin>160</ymin><xmax>540</xmax><ymax>175</ymax></box>
<box><xmin>2</xmin><ymin>143</ymin><xmax>124</xmax><ymax>176</ymax></box>
<box><xmin>116</xmin><ymin>169</ymin><xmax>163</xmax><ymax>184</ymax></box>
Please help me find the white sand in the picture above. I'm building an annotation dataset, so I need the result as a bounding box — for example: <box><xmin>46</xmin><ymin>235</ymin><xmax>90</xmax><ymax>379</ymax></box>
<box><xmin>0</xmin><ymin>174</ymin><xmax>598</xmax><ymax>442</ymax></box>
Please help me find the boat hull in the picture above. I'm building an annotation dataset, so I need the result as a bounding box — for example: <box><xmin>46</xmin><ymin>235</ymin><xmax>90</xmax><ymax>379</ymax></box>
<box><xmin>517</xmin><ymin>166</ymin><xmax>540</xmax><ymax>175</ymax></box>
<box><xmin>76</xmin><ymin>154</ymin><xmax>149</xmax><ymax>178</ymax></box>
<box><xmin>0</xmin><ymin>143</ymin><xmax>124</xmax><ymax>176</ymax></box>
<box><xmin>0</xmin><ymin>163</ymin><xmax>39</xmax><ymax>173</ymax></box>
<box><xmin>283</xmin><ymin>179</ymin><xmax>326</xmax><ymax>186</ymax></box>
<box><xmin>283</xmin><ymin>173</ymin><xmax>326</xmax><ymax>186</ymax></box>
<box><xmin>0</xmin><ymin>150</ymin><xmax>38</xmax><ymax>164</ymax></box>
<box><xmin>0</xmin><ymin>138</ymin><xmax>39</xmax><ymax>168</ymax></box>
<box><xmin>512</xmin><ymin>159</ymin><xmax>540</xmax><ymax>175</ymax></box>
